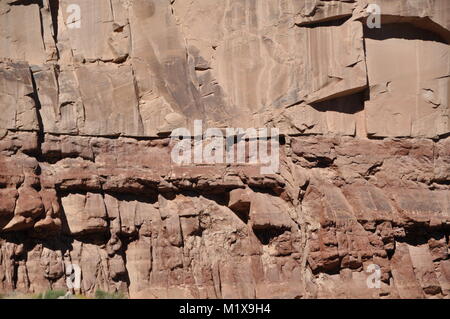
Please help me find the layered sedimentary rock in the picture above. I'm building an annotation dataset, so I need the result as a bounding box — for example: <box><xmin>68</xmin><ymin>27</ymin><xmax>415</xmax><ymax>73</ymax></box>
<box><xmin>0</xmin><ymin>0</ymin><xmax>449</xmax><ymax>298</ymax></box>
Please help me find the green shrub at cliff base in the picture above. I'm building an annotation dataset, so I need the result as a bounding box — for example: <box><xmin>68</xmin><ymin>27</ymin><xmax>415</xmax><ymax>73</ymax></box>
<box><xmin>95</xmin><ymin>289</ymin><xmax>125</xmax><ymax>299</ymax></box>
<box><xmin>0</xmin><ymin>292</ymin><xmax>38</xmax><ymax>299</ymax></box>
<box><xmin>35</xmin><ymin>290</ymin><xmax>67</xmax><ymax>299</ymax></box>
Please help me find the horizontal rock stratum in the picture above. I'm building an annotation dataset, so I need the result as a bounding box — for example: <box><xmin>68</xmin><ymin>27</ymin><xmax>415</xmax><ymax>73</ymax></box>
<box><xmin>0</xmin><ymin>0</ymin><xmax>449</xmax><ymax>299</ymax></box>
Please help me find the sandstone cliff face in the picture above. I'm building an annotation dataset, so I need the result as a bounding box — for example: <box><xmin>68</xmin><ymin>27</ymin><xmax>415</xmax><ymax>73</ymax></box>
<box><xmin>0</xmin><ymin>0</ymin><xmax>449</xmax><ymax>299</ymax></box>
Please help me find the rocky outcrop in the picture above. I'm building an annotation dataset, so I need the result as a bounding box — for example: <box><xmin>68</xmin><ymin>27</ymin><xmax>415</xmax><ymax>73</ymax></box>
<box><xmin>0</xmin><ymin>130</ymin><xmax>448</xmax><ymax>298</ymax></box>
<box><xmin>0</xmin><ymin>0</ymin><xmax>449</xmax><ymax>299</ymax></box>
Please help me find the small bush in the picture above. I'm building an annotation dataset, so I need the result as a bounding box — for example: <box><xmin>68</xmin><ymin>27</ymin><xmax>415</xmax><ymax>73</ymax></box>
<box><xmin>0</xmin><ymin>292</ymin><xmax>35</xmax><ymax>299</ymax></box>
<box><xmin>94</xmin><ymin>290</ymin><xmax>124</xmax><ymax>299</ymax></box>
<box><xmin>36</xmin><ymin>290</ymin><xmax>67</xmax><ymax>299</ymax></box>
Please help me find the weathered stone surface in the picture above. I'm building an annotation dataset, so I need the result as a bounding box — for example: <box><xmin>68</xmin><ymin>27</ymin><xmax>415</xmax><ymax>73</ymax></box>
<box><xmin>61</xmin><ymin>193</ymin><xmax>108</xmax><ymax>235</ymax></box>
<box><xmin>365</xmin><ymin>24</ymin><xmax>449</xmax><ymax>138</ymax></box>
<box><xmin>59</xmin><ymin>0</ymin><xmax>131</xmax><ymax>63</ymax></box>
<box><xmin>0</xmin><ymin>62</ymin><xmax>39</xmax><ymax>131</ymax></box>
<box><xmin>0</xmin><ymin>0</ymin><xmax>449</xmax><ymax>300</ymax></box>
<box><xmin>249</xmin><ymin>191</ymin><xmax>294</xmax><ymax>231</ymax></box>
<box><xmin>294</xmin><ymin>0</ymin><xmax>356</xmax><ymax>26</ymax></box>
<box><xmin>0</xmin><ymin>2</ymin><xmax>48</xmax><ymax>65</ymax></box>
<box><xmin>0</xmin><ymin>0</ymin><xmax>447</xmax><ymax>138</ymax></box>
<box><xmin>0</xmin><ymin>129</ymin><xmax>447</xmax><ymax>299</ymax></box>
<box><xmin>358</xmin><ymin>0</ymin><xmax>450</xmax><ymax>36</ymax></box>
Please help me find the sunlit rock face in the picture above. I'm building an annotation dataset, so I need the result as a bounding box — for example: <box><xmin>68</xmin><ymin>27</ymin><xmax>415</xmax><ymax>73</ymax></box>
<box><xmin>0</xmin><ymin>0</ymin><xmax>449</xmax><ymax>299</ymax></box>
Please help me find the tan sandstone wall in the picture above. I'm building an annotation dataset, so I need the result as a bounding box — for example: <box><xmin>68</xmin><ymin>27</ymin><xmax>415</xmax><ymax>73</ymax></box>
<box><xmin>0</xmin><ymin>0</ymin><xmax>449</xmax><ymax>298</ymax></box>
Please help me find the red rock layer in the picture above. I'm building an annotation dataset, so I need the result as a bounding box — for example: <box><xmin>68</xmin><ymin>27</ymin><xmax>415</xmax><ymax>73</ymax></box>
<box><xmin>0</xmin><ymin>131</ymin><xmax>448</xmax><ymax>298</ymax></box>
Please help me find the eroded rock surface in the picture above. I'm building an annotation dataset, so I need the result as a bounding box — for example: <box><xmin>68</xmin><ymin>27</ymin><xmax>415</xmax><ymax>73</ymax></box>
<box><xmin>0</xmin><ymin>0</ymin><xmax>449</xmax><ymax>299</ymax></box>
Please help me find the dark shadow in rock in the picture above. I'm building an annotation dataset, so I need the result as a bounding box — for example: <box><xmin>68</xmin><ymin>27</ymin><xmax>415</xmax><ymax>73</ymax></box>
<box><xmin>49</xmin><ymin>0</ymin><xmax>59</xmax><ymax>41</ymax></box>
<box><xmin>8</xmin><ymin>0</ymin><xmax>44</xmax><ymax>7</ymax></box>
<box><xmin>296</xmin><ymin>15</ymin><xmax>352</xmax><ymax>28</ymax></box>
<box><xmin>310</xmin><ymin>90</ymin><xmax>367</xmax><ymax>115</ymax></box>
<box><xmin>397</xmin><ymin>225</ymin><xmax>446</xmax><ymax>247</ymax></box>
<box><xmin>253</xmin><ymin>226</ymin><xmax>289</xmax><ymax>245</ymax></box>
<box><xmin>228</xmin><ymin>198</ymin><xmax>250</xmax><ymax>224</ymax></box>
<box><xmin>202</xmin><ymin>192</ymin><xmax>230</xmax><ymax>207</ymax></box>
<box><xmin>248</xmin><ymin>186</ymin><xmax>280</xmax><ymax>197</ymax></box>
<box><xmin>111</xmin><ymin>192</ymin><xmax>158</xmax><ymax>205</ymax></box>
<box><xmin>364</xmin><ymin>20</ymin><xmax>449</xmax><ymax>44</ymax></box>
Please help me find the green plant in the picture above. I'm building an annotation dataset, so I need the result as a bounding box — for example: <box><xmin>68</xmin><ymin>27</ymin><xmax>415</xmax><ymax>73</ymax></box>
<box><xmin>35</xmin><ymin>290</ymin><xmax>67</xmax><ymax>299</ymax></box>
<box><xmin>94</xmin><ymin>289</ymin><xmax>124</xmax><ymax>299</ymax></box>
<box><xmin>0</xmin><ymin>292</ymin><xmax>36</xmax><ymax>299</ymax></box>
